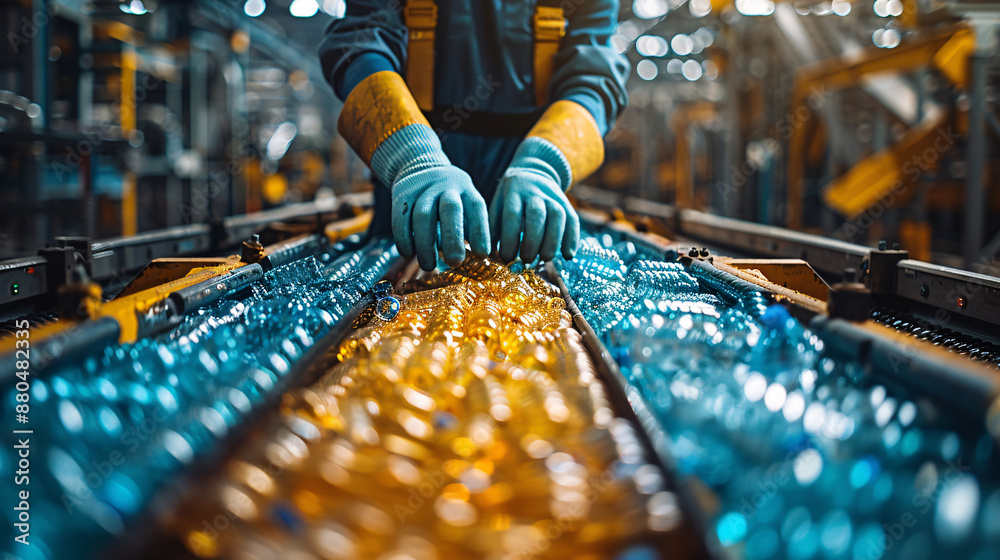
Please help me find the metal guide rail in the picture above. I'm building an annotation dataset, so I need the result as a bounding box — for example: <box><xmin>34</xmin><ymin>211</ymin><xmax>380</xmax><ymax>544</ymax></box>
<box><xmin>570</xmin><ymin>187</ymin><xmax>1000</xmax><ymax>334</ymax></box>
<box><xmin>0</xmin><ymin>194</ymin><xmax>372</xmax><ymax>311</ymax></box>
<box><xmin>572</xmin><ymin>187</ymin><xmax>870</xmax><ymax>277</ymax></box>
<box><xmin>0</xmin><ymin>231</ymin><xmax>362</xmax><ymax>383</ymax></box>
<box><xmin>575</xmin><ymin>206</ymin><xmax>1000</xmax><ymax>418</ymax></box>
<box><xmin>894</xmin><ymin>259</ymin><xmax>1000</xmax><ymax>328</ymax></box>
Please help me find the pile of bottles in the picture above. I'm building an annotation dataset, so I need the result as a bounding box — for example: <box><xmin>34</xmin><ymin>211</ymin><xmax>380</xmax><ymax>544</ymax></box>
<box><xmin>0</xmin><ymin>237</ymin><xmax>398</xmax><ymax>560</ymax></box>
<box><xmin>169</xmin><ymin>257</ymin><xmax>686</xmax><ymax>560</ymax></box>
<box><xmin>557</xmin><ymin>231</ymin><xmax>1000</xmax><ymax>560</ymax></box>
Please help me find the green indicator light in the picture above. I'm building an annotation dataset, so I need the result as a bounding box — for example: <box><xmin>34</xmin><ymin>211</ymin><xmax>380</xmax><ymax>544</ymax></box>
<box><xmin>11</xmin><ymin>283</ymin><xmax>19</xmax><ymax>296</ymax></box>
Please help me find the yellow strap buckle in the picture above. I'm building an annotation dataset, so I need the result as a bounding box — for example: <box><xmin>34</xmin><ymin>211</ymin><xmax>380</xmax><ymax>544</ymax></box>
<box><xmin>534</xmin><ymin>6</ymin><xmax>566</xmax><ymax>43</ymax></box>
<box><xmin>405</xmin><ymin>0</ymin><xmax>438</xmax><ymax>34</ymax></box>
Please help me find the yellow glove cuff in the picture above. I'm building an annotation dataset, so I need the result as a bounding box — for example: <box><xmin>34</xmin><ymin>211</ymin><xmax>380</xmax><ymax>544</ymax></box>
<box><xmin>526</xmin><ymin>100</ymin><xmax>605</xmax><ymax>185</ymax></box>
<box><xmin>336</xmin><ymin>71</ymin><xmax>432</xmax><ymax>165</ymax></box>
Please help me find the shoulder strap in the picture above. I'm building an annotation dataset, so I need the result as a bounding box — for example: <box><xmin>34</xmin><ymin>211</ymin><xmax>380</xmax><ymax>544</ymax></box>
<box><xmin>533</xmin><ymin>1</ymin><xmax>566</xmax><ymax>106</ymax></box>
<box><xmin>404</xmin><ymin>1</ymin><xmax>566</xmax><ymax>111</ymax></box>
<box><xmin>404</xmin><ymin>0</ymin><xmax>438</xmax><ymax>111</ymax></box>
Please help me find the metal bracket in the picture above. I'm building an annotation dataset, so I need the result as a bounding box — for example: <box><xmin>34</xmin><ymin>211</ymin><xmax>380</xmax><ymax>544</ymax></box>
<box><xmin>867</xmin><ymin>244</ymin><xmax>909</xmax><ymax>296</ymax></box>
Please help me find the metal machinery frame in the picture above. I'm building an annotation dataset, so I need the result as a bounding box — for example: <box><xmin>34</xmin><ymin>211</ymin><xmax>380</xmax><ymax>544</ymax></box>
<box><xmin>0</xmin><ymin>0</ymin><xmax>342</xmax><ymax>258</ymax></box>
<box><xmin>785</xmin><ymin>24</ymin><xmax>976</xmax><ymax>257</ymax></box>
<box><xmin>621</xmin><ymin>1</ymin><xmax>999</xmax><ymax>273</ymax></box>
<box><xmin>0</xmin><ymin>193</ymin><xmax>371</xmax><ymax>367</ymax></box>
<box><xmin>574</xmin><ymin>186</ymin><xmax>1000</xmax><ymax>329</ymax></box>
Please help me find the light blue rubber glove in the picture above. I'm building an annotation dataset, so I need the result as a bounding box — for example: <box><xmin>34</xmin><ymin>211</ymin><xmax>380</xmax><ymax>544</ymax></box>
<box><xmin>489</xmin><ymin>137</ymin><xmax>581</xmax><ymax>263</ymax></box>
<box><xmin>371</xmin><ymin>124</ymin><xmax>490</xmax><ymax>271</ymax></box>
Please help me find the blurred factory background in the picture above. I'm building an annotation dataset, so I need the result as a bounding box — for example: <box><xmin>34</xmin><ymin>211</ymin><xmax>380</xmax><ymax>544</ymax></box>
<box><xmin>1</xmin><ymin>0</ymin><xmax>997</xmax><ymax>273</ymax></box>
<box><xmin>0</xmin><ymin>0</ymin><xmax>355</xmax><ymax>256</ymax></box>
<box><xmin>607</xmin><ymin>0</ymin><xmax>998</xmax><ymax>272</ymax></box>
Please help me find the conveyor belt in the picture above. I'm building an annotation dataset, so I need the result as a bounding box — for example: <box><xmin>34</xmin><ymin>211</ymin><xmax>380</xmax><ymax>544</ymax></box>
<box><xmin>551</xmin><ymin>226</ymin><xmax>1000</xmax><ymax>560</ymax></box>
<box><xmin>148</xmin><ymin>257</ymin><xmax>703</xmax><ymax>560</ymax></box>
<box><xmin>4</xmin><ymin>213</ymin><xmax>1000</xmax><ymax>560</ymax></box>
<box><xmin>870</xmin><ymin>306</ymin><xmax>1000</xmax><ymax>370</ymax></box>
<box><xmin>0</xmin><ymin>235</ymin><xmax>400</xmax><ymax>560</ymax></box>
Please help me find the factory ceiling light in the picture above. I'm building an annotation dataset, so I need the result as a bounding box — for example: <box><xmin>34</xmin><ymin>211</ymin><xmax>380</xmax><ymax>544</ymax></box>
<box><xmin>244</xmin><ymin>0</ymin><xmax>265</xmax><ymax>18</ymax></box>
<box><xmin>289</xmin><ymin>0</ymin><xmax>319</xmax><ymax>18</ymax></box>
<box><xmin>874</xmin><ymin>0</ymin><xmax>904</xmax><ymax>17</ymax></box>
<box><xmin>689</xmin><ymin>0</ymin><xmax>712</xmax><ymax>18</ymax></box>
<box><xmin>266</xmin><ymin>122</ymin><xmax>298</xmax><ymax>160</ymax></box>
<box><xmin>872</xmin><ymin>28</ymin><xmax>901</xmax><ymax>48</ymax></box>
<box><xmin>735</xmin><ymin>0</ymin><xmax>775</xmax><ymax>16</ymax></box>
<box><xmin>692</xmin><ymin>27</ymin><xmax>714</xmax><ymax>49</ymax></box>
<box><xmin>670</xmin><ymin>34</ymin><xmax>694</xmax><ymax>56</ymax></box>
<box><xmin>636</xmin><ymin>35</ymin><xmax>669</xmax><ymax>57</ymax></box>
<box><xmin>681</xmin><ymin>59</ymin><xmax>703</xmax><ymax>81</ymax></box>
<box><xmin>119</xmin><ymin>0</ymin><xmax>147</xmax><ymax>15</ymax></box>
<box><xmin>636</xmin><ymin>59</ymin><xmax>659</xmax><ymax>80</ymax></box>
<box><xmin>320</xmin><ymin>0</ymin><xmax>346</xmax><ymax>17</ymax></box>
<box><xmin>666</xmin><ymin>58</ymin><xmax>683</xmax><ymax>76</ymax></box>
<box><xmin>633</xmin><ymin>0</ymin><xmax>670</xmax><ymax>19</ymax></box>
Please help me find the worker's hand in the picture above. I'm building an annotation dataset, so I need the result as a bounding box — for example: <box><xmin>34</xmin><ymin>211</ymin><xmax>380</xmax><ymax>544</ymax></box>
<box><xmin>392</xmin><ymin>165</ymin><xmax>490</xmax><ymax>271</ymax></box>
<box><xmin>490</xmin><ymin>142</ymin><xmax>580</xmax><ymax>264</ymax></box>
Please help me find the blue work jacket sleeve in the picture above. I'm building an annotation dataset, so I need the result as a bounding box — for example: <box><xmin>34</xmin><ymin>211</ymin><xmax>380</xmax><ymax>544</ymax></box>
<box><xmin>318</xmin><ymin>1</ymin><xmax>407</xmax><ymax>101</ymax></box>
<box><xmin>550</xmin><ymin>0</ymin><xmax>631</xmax><ymax>136</ymax></box>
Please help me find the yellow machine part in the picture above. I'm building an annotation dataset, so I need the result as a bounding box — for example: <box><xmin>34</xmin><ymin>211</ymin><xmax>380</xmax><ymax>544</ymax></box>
<box><xmin>899</xmin><ymin>219</ymin><xmax>932</xmax><ymax>263</ymax></box>
<box><xmin>672</xmin><ymin>101</ymin><xmax>716</xmax><ymax>210</ymax></box>
<box><xmin>717</xmin><ymin>258</ymin><xmax>831</xmax><ymax>301</ymax></box>
<box><xmin>98</xmin><ymin>260</ymin><xmax>246</xmax><ymax>343</ymax></box>
<box><xmin>932</xmin><ymin>28</ymin><xmax>975</xmax><ymax>90</ymax></box>
<box><xmin>787</xmin><ymin>25</ymin><xmax>971</xmax><ymax>230</ymax></box>
<box><xmin>117</xmin><ymin>257</ymin><xmax>244</xmax><ymax>297</ymax></box>
<box><xmin>713</xmin><ymin>259</ymin><xmax>828</xmax><ymax>315</ymax></box>
<box><xmin>325</xmin><ymin>209</ymin><xmax>373</xmax><ymax>242</ymax></box>
<box><xmin>822</xmin><ymin>111</ymin><xmax>951</xmax><ymax>219</ymax></box>
<box><xmin>263</xmin><ymin>173</ymin><xmax>289</xmax><ymax>205</ymax></box>
<box><xmin>0</xmin><ymin>259</ymin><xmax>245</xmax><ymax>353</ymax></box>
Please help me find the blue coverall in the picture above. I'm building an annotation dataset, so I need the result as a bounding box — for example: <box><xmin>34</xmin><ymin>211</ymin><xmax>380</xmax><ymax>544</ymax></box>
<box><xmin>318</xmin><ymin>0</ymin><xmax>630</xmax><ymax>237</ymax></box>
